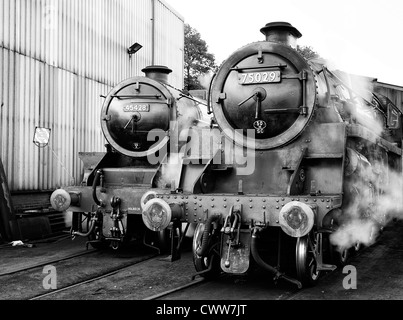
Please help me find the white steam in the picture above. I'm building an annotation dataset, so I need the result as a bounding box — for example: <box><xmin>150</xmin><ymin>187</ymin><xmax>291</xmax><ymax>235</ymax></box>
<box><xmin>330</xmin><ymin>165</ymin><xmax>403</xmax><ymax>250</ymax></box>
<box><xmin>315</xmin><ymin>61</ymin><xmax>403</xmax><ymax>251</ymax></box>
<box><xmin>198</xmin><ymin>71</ymin><xmax>214</xmax><ymax>90</ymax></box>
<box><xmin>330</xmin><ymin>219</ymin><xmax>379</xmax><ymax>249</ymax></box>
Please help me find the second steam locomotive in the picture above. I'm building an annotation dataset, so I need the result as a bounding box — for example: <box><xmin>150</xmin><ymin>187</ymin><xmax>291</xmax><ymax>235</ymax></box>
<box><xmin>50</xmin><ymin>66</ymin><xmax>207</xmax><ymax>253</ymax></box>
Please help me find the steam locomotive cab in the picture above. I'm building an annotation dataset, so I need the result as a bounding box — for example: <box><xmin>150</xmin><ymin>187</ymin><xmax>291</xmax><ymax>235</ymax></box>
<box><xmin>50</xmin><ymin>66</ymin><xmax>204</xmax><ymax>251</ymax></box>
<box><xmin>142</xmin><ymin>23</ymin><xmax>403</xmax><ymax>287</ymax></box>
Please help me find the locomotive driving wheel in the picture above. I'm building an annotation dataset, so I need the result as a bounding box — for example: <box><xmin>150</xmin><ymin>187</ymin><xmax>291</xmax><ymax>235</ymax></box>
<box><xmin>192</xmin><ymin>222</ymin><xmax>221</xmax><ymax>279</ymax></box>
<box><xmin>295</xmin><ymin>231</ymin><xmax>321</xmax><ymax>286</ymax></box>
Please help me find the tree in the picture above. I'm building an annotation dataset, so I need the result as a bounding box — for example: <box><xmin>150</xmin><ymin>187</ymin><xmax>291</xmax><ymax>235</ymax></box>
<box><xmin>184</xmin><ymin>24</ymin><xmax>217</xmax><ymax>91</ymax></box>
<box><xmin>297</xmin><ymin>45</ymin><xmax>319</xmax><ymax>60</ymax></box>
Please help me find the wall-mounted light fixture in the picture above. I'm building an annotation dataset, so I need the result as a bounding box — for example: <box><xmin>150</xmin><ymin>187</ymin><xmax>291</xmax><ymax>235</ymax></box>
<box><xmin>127</xmin><ymin>42</ymin><xmax>143</xmax><ymax>55</ymax></box>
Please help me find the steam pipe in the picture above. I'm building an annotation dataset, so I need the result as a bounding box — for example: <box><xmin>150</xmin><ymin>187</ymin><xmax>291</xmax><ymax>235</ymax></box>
<box><xmin>92</xmin><ymin>170</ymin><xmax>103</xmax><ymax>207</ymax></box>
<box><xmin>196</xmin><ymin>215</ymin><xmax>219</xmax><ymax>256</ymax></box>
<box><xmin>251</xmin><ymin>227</ymin><xmax>302</xmax><ymax>289</ymax></box>
<box><xmin>72</xmin><ymin>217</ymin><xmax>96</xmax><ymax>238</ymax></box>
<box><xmin>151</xmin><ymin>0</ymin><xmax>155</xmax><ymax>65</ymax></box>
<box><xmin>251</xmin><ymin>228</ymin><xmax>281</xmax><ymax>276</ymax></box>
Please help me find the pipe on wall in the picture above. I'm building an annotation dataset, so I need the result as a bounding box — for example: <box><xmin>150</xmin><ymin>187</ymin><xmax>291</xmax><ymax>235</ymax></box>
<box><xmin>151</xmin><ymin>0</ymin><xmax>156</xmax><ymax>65</ymax></box>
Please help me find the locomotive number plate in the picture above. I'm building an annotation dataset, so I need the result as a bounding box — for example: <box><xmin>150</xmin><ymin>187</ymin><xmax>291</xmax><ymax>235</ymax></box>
<box><xmin>239</xmin><ymin>71</ymin><xmax>281</xmax><ymax>85</ymax></box>
<box><xmin>123</xmin><ymin>104</ymin><xmax>150</xmax><ymax>112</ymax></box>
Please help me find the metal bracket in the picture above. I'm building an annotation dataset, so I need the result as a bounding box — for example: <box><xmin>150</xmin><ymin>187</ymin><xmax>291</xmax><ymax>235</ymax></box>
<box><xmin>230</xmin><ymin>64</ymin><xmax>287</xmax><ymax>71</ymax></box>
<box><xmin>287</xmin><ymin>148</ymin><xmax>307</xmax><ymax>196</ymax></box>
<box><xmin>257</xmin><ymin>50</ymin><xmax>264</xmax><ymax>64</ymax></box>
<box><xmin>168</xmin><ymin>220</ymin><xmax>182</xmax><ymax>262</ymax></box>
<box><xmin>216</xmin><ymin>93</ymin><xmax>227</xmax><ymax>103</ymax></box>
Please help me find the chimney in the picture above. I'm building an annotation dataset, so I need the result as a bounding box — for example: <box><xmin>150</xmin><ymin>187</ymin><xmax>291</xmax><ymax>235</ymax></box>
<box><xmin>260</xmin><ymin>22</ymin><xmax>302</xmax><ymax>48</ymax></box>
<box><xmin>142</xmin><ymin>65</ymin><xmax>173</xmax><ymax>84</ymax></box>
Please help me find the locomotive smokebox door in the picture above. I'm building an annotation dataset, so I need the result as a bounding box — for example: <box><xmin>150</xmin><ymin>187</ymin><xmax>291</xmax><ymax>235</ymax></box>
<box><xmin>100</xmin><ymin>69</ymin><xmax>174</xmax><ymax>158</ymax></box>
<box><xmin>211</xmin><ymin>31</ymin><xmax>316</xmax><ymax>150</ymax></box>
<box><xmin>220</xmin><ymin>230</ymin><xmax>251</xmax><ymax>274</ymax></box>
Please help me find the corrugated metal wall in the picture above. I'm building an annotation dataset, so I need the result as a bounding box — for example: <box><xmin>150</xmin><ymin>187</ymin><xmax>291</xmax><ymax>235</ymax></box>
<box><xmin>0</xmin><ymin>0</ymin><xmax>185</xmax><ymax>192</ymax></box>
<box><xmin>375</xmin><ymin>82</ymin><xmax>403</xmax><ymax>113</ymax></box>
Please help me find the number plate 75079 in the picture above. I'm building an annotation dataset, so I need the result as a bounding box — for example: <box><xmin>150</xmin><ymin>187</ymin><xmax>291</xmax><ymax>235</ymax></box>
<box><xmin>239</xmin><ymin>71</ymin><xmax>281</xmax><ymax>85</ymax></box>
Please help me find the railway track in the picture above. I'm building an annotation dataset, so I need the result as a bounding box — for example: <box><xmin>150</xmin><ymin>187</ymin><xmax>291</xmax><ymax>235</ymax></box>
<box><xmin>0</xmin><ymin>248</ymin><xmax>97</xmax><ymax>277</ymax></box>
<box><xmin>29</xmin><ymin>253</ymin><xmax>158</xmax><ymax>300</ymax></box>
<box><xmin>0</xmin><ymin>236</ymin><xmax>161</xmax><ymax>300</ymax></box>
<box><xmin>142</xmin><ymin>255</ymin><xmax>358</xmax><ymax>301</ymax></box>
<box><xmin>26</xmin><ymin>250</ymin><xmax>199</xmax><ymax>300</ymax></box>
<box><xmin>144</xmin><ymin>234</ymin><xmax>384</xmax><ymax>301</ymax></box>
<box><xmin>2</xmin><ymin>222</ymin><xmax>398</xmax><ymax>301</ymax></box>
<box><xmin>143</xmin><ymin>277</ymin><xmax>207</xmax><ymax>300</ymax></box>
<box><xmin>0</xmin><ymin>234</ymin><xmax>99</xmax><ymax>277</ymax></box>
<box><xmin>140</xmin><ymin>270</ymin><xmax>303</xmax><ymax>301</ymax></box>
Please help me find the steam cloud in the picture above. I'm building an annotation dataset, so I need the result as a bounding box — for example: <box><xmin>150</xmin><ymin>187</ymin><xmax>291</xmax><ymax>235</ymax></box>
<box><xmin>325</xmin><ymin>65</ymin><xmax>403</xmax><ymax>251</ymax></box>
<box><xmin>198</xmin><ymin>71</ymin><xmax>214</xmax><ymax>91</ymax></box>
<box><xmin>330</xmin><ymin>168</ymin><xmax>403</xmax><ymax>250</ymax></box>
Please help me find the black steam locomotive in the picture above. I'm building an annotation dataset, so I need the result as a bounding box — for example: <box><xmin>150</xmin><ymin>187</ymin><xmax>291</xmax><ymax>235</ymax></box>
<box><xmin>141</xmin><ymin>22</ymin><xmax>403</xmax><ymax>287</ymax></box>
<box><xmin>50</xmin><ymin>66</ymin><xmax>207</xmax><ymax>253</ymax></box>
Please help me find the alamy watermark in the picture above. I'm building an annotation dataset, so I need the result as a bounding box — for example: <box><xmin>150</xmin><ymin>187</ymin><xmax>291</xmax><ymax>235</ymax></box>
<box><xmin>43</xmin><ymin>5</ymin><xmax>58</xmax><ymax>30</ymax></box>
<box><xmin>146</xmin><ymin>124</ymin><xmax>257</xmax><ymax>176</ymax></box>
<box><xmin>342</xmin><ymin>265</ymin><xmax>357</xmax><ymax>290</ymax></box>
<box><xmin>42</xmin><ymin>265</ymin><xmax>57</xmax><ymax>290</ymax></box>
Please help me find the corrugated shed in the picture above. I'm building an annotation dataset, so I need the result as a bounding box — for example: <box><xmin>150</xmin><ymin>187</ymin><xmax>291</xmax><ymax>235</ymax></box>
<box><xmin>375</xmin><ymin>82</ymin><xmax>403</xmax><ymax>113</ymax></box>
<box><xmin>154</xmin><ymin>0</ymin><xmax>184</xmax><ymax>87</ymax></box>
<box><xmin>1</xmin><ymin>0</ymin><xmax>184</xmax><ymax>86</ymax></box>
<box><xmin>0</xmin><ymin>0</ymin><xmax>185</xmax><ymax>192</ymax></box>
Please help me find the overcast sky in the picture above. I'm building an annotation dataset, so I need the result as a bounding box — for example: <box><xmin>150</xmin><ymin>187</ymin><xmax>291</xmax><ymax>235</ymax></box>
<box><xmin>166</xmin><ymin>0</ymin><xmax>403</xmax><ymax>87</ymax></box>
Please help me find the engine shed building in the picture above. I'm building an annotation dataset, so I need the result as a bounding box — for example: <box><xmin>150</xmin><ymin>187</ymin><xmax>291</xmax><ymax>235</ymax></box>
<box><xmin>375</xmin><ymin>82</ymin><xmax>403</xmax><ymax>112</ymax></box>
<box><xmin>0</xmin><ymin>0</ymin><xmax>185</xmax><ymax>240</ymax></box>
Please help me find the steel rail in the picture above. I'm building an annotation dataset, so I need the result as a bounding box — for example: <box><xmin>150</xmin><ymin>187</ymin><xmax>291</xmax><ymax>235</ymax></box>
<box><xmin>0</xmin><ymin>249</ymin><xmax>97</xmax><ymax>277</ymax></box>
<box><xmin>142</xmin><ymin>277</ymin><xmax>207</xmax><ymax>300</ymax></box>
<box><xmin>28</xmin><ymin>254</ymin><xmax>158</xmax><ymax>300</ymax></box>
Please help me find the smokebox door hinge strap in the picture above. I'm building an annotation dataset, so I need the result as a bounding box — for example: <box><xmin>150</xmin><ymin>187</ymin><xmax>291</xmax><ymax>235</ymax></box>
<box><xmin>257</xmin><ymin>50</ymin><xmax>264</xmax><ymax>64</ymax></box>
<box><xmin>301</xmin><ymin>70</ymin><xmax>308</xmax><ymax>116</ymax></box>
<box><xmin>216</xmin><ymin>93</ymin><xmax>227</xmax><ymax>103</ymax></box>
<box><xmin>279</xmin><ymin>70</ymin><xmax>308</xmax><ymax>116</ymax></box>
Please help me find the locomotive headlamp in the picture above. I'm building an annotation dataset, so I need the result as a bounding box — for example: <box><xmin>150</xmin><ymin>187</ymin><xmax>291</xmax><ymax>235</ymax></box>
<box><xmin>279</xmin><ymin>201</ymin><xmax>314</xmax><ymax>238</ymax></box>
<box><xmin>141</xmin><ymin>191</ymin><xmax>158</xmax><ymax>210</ymax></box>
<box><xmin>142</xmin><ymin>199</ymin><xmax>171</xmax><ymax>232</ymax></box>
<box><xmin>50</xmin><ymin>189</ymin><xmax>80</xmax><ymax>212</ymax></box>
<box><xmin>142</xmin><ymin>199</ymin><xmax>184</xmax><ymax>232</ymax></box>
<box><xmin>127</xmin><ymin>42</ymin><xmax>142</xmax><ymax>55</ymax></box>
